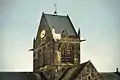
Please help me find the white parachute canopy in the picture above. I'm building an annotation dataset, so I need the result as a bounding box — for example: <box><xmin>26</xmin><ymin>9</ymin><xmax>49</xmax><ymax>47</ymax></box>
<box><xmin>52</xmin><ymin>27</ymin><xmax>61</xmax><ymax>41</ymax></box>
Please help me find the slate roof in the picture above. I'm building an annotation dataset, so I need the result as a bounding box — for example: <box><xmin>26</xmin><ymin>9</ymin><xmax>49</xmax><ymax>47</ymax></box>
<box><xmin>59</xmin><ymin>61</ymin><xmax>89</xmax><ymax>80</ymax></box>
<box><xmin>44</xmin><ymin>13</ymin><xmax>77</xmax><ymax>35</ymax></box>
<box><xmin>0</xmin><ymin>72</ymin><xmax>28</xmax><ymax>80</ymax></box>
<box><xmin>100</xmin><ymin>72</ymin><xmax>120</xmax><ymax>80</ymax></box>
<box><xmin>0</xmin><ymin>72</ymin><xmax>48</xmax><ymax>80</ymax></box>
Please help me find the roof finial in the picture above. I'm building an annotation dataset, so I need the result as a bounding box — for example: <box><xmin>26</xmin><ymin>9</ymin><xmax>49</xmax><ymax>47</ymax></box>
<box><xmin>54</xmin><ymin>4</ymin><xmax>57</xmax><ymax>15</ymax></box>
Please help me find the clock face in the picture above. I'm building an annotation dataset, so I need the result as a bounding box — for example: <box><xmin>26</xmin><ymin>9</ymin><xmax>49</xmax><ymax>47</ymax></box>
<box><xmin>40</xmin><ymin>30</ymin><xmax>46</xmax><ymax>39</ymax></box>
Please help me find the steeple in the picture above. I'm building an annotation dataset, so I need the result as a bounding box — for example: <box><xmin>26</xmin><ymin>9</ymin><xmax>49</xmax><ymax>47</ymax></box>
<box><xmin>54</xmin><ymin>4</ymin><xmax>57</xmax><ymax>15</ymax></box>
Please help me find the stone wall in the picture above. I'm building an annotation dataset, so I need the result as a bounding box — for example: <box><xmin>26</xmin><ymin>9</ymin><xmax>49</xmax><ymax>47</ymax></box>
<box><xmin>76</xmin><ymin>62</ymin><xmax>103</xmax><ymax>80</ymax></box>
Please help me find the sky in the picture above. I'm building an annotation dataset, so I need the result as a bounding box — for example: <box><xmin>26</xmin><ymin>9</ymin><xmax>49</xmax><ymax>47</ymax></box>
<box><xmin>0</xmin><ymin>0</ymin><xmax>120</xmax><ymax>72</ymax></box>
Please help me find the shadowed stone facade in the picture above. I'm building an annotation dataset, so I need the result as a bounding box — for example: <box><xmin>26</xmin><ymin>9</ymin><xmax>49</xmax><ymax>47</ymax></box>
<box><xmin>32</xmin><ymin>12</ymin><xmax>82</xmax><ymax>80</ymax></box>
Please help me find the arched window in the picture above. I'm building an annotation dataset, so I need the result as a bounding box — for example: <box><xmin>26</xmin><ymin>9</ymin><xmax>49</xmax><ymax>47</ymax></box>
<box><xmin>60</xmin><ymin>44</ymin><xmax>73</xmax><ymax>63</ymax></box>
<box><xmin>61</xmin><ymin>44</ymin><xmax>66</xmax><ymax>62</ymax></box>
<box><xmin>67</xmin><ymin>45</ymin><xmax>73</xmax><ymax>62</ymax></box>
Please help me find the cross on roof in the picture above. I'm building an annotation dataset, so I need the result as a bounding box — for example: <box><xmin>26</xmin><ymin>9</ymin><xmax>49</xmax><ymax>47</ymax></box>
<box><xmin>54</xmin><ymin>4</ymin><xmax>57</xmax><ymax>15</ymax></box>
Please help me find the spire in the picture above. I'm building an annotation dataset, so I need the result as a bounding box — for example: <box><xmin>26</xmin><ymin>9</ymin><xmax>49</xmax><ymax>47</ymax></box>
<box><xmin>54</xmin><ymin>4</ymin><xmax>57</xmax><ymax>15</ymax></box>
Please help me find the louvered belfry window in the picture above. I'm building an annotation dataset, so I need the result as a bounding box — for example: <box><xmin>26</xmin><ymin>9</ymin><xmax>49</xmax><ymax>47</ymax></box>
<box><xmin>61</xmin><ymin>44</ymin><xmax>73</xmax><ymax>63</ymax></box>
<box><xmin>67</xmin><ymin>45</ymin><xmax>72</xmax><ymax>62</ymax></box>
<box><xmin>61</xmin><ymin>44</ymin><xmax>66</xmax><ymax>62</ymax></box>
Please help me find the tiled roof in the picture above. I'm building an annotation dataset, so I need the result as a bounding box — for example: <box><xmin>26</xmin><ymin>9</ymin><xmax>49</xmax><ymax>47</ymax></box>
<box><xmin>44</xmin><ymin>13</ymin><xmax>77</xmax><ymax>35</ymax></box>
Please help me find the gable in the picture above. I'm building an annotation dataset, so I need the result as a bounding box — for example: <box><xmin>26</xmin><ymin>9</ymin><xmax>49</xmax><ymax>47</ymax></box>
<box><xmin>59</xmin><ymin>60</ymin><xmax>103</xmax><ymax>80</ymax></box>
<box><xmin>77</xmin><ymin>61</ymin><xmax>102</xmax><ymax>80</ymax></box>
<box><xmin>35</xmin><ymin>13</ymin><xmax>53</xmax><ymax>48</ymax></box>
<box><xmin>36</xmin><ymin>13</ymin><xmax>49</xmax><ymax>41</ymax></box>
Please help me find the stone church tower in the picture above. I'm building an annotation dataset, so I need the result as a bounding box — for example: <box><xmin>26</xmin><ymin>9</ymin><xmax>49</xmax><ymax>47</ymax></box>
<box><xmin>30</xmin><ymin>12</ymin><xmax>85</xmax><ymax>80</ymax></box>
<box><xmin>28</xmin><ymin>12</ymin><xmax>120</xmax><ymax>80</ymax></box>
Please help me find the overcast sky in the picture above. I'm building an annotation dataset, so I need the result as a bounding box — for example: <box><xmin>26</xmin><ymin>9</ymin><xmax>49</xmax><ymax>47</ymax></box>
<box><xmin>0</xmin><ymin>0</ymin><xmax>120</xmax><ymax>72</ymax></box>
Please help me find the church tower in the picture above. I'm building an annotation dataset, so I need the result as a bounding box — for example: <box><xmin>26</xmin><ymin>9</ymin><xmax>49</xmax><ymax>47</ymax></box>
<box><xmin>30</xmin><ymin>12</ymin><xmax>85</xmax><ymax>80</ymax></box>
